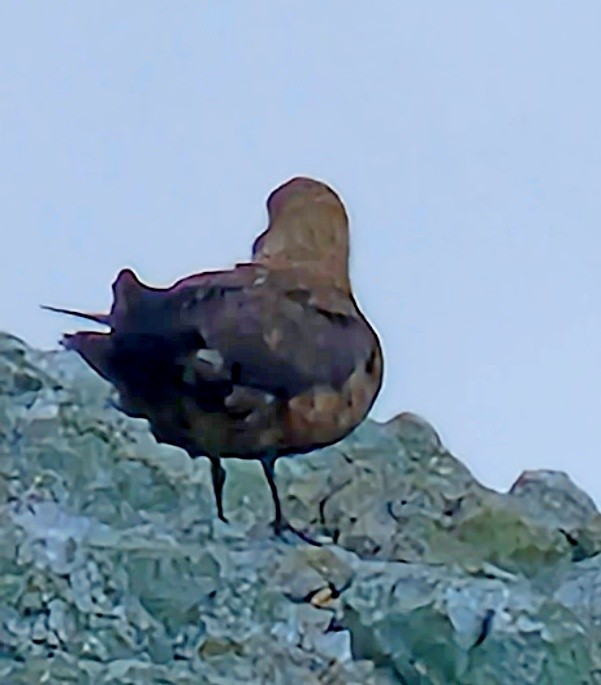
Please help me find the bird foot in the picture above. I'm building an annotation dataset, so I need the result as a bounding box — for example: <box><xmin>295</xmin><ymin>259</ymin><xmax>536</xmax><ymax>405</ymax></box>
<box><xmin>273</xmin><ymin>518</ymin><xmax>323</xmax><ymax>547</ymax></box>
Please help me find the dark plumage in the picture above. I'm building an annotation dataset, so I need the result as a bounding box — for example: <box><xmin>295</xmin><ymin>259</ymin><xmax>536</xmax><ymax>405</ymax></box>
<box><xmin>45</xmin><ymin>177</ymin><xmax>383</xmax><ymax>536</ymax></box>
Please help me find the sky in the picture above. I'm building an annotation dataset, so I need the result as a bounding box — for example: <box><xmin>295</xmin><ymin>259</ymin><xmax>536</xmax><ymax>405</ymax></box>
<box><xmin>1</xmin><ymin>3</ymin><xmax>600</xmax><ymax>503</ymax></box>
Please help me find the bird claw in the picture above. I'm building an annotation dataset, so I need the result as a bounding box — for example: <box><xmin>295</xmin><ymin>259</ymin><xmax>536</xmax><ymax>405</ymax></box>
<box><xmin>273</xmin><ymin>518</ymin><xmax>323</xmax><ymax>547</ymax></box>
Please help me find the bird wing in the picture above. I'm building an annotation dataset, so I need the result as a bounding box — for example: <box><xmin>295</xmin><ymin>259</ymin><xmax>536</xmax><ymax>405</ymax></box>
<box><xmin>179</xmin><ymin>279</ymin><xmax>379</xmax><ymax>403</ymax></box>
<box><xmin>56</xmin><ymin>267</ymin><xmax>382</xmax><ymax>437</ymax></box>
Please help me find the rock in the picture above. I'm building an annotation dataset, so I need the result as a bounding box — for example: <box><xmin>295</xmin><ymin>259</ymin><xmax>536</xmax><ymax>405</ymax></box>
<box><xmin>0</xmin><ymin>330</ymin><xmax>599</xmax><ymax>683</ymax></box>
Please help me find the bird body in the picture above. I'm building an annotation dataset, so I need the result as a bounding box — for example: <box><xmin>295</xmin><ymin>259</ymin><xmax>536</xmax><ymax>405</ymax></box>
<box><xmin>45</xmin><ymin>177</ymin><xmax>383</xmax><ymax>535</ymax></box>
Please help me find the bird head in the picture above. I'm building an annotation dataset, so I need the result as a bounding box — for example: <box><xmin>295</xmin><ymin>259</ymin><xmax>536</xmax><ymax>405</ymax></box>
<box><xmin>251</xmin><ymin>177</ymin><xmax>352</xmax><ymax>293</ymax></box>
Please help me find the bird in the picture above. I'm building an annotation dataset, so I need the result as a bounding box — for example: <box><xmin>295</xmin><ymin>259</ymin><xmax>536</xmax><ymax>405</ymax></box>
<box><xmin>43</xmin><ymin>177</ymin><xmax>383</xmax><ymax>538</ymax></box>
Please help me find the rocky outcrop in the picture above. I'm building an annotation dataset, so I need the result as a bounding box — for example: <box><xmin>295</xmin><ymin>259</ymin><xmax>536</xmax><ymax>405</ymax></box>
<box><xmin>1</xmin><ymin>331</ymin><xmax>599</xmax><ymax>683</ymax></box>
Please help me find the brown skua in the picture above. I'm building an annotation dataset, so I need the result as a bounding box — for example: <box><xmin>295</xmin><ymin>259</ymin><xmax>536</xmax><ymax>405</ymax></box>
<box><xmin>44</xmin><ymin>177</ymin><xmax>383</xmax><ymax>538</ymax></box>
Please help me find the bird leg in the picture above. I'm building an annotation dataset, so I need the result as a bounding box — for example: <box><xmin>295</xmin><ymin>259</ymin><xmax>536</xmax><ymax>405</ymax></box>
<box><xmin>208</xmin><ymin>455</ymin><xmax>228</xmax><ymax>522</ymax></box>
<box><xmin>260</xmin><ymin>453</ymin><xmax>321</xmax><ymax>546</ymax></box>
<box><xmin>260</xmin><ymin>453</ymin><xmax>283</xmax><ymax>534</ymax></box>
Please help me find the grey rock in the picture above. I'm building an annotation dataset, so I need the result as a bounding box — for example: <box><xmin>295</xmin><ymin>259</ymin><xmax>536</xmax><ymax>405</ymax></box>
<box><xmin>0</xmin><ymin>330</ymin><xmax>599</xmax><ymax>683</ymax></box>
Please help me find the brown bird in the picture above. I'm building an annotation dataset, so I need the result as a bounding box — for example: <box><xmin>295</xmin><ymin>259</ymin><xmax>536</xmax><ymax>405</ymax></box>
<box><xmin>44</xmin><ymin>177</ymin><xmax>383</xmax><ymax>537</ymax></box>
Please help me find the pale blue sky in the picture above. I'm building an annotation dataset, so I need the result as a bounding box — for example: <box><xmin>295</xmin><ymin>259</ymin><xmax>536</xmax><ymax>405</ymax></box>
<box><xmin>1</xmin><ymin>3</ymin><xmax>600</xmax><ymax>501</ymax></box>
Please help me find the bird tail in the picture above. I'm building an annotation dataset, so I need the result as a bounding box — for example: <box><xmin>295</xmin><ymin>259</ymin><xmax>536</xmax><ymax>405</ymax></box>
<box><xmin>40</xmin><ymin>305</ymin><xmax>111</xmax><ymax>326</ymax></box>
<box><xmin>60</xmin><ymin>331</ymin><xmax>114</xmax><ymax>382</ymax></box>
